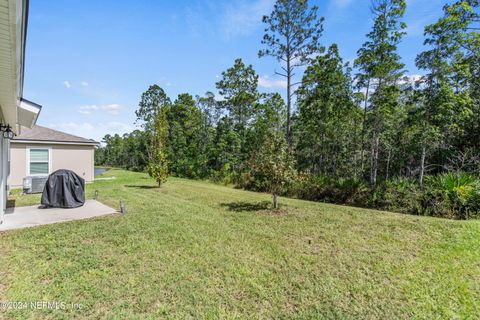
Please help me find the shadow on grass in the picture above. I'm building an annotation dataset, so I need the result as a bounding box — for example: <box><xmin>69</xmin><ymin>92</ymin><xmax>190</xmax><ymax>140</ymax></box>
<box><xmin>124</xmin><ymin>185</ymin><xmax>159</xmax><ymax>189</ymax></box>
<box><xmin>7</xmin><ymin>199</ymin><xmax>16</xmax><ymax>208</ymax></box>
<box><xmin>221</xmin><ymin>201</ymin><xmax>271</xmax><ymax>212</ymax></box>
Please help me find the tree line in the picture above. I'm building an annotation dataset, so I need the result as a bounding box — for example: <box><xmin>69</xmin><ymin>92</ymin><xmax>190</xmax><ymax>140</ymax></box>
<box><xmin>96</xmin><ymin>0</ymin><xmax>479</xmax><ymax>217</ymax></box>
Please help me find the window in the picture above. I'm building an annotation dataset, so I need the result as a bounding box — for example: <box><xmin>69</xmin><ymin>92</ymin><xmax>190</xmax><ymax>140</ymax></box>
<box><xmin>28</xmin><ymin>148</ymin><xmax>50</xmax><ymax>175</ymax></box>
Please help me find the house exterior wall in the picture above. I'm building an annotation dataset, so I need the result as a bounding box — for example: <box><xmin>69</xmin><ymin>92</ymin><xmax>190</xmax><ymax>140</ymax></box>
<box><xmin>0</xmin><ymin>137</ymin><xmax>10</xmax><ymax>222</ymax></box>
<box><xmin>9</xmin><ymin>142</ymin><xmax>95</xmax><ymax>187</ymax></box>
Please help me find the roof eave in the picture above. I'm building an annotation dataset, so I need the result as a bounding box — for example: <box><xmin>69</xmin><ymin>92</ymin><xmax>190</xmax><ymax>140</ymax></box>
<box><xmin>11</xmin><ymin>139</ymin><xmax>100</xmax><ymax>146</ymax></box>
<box><xmin>17</xmin><ymin>98</ymin><xmax>41</xmax><ymax>128</ymax></box>
<box><xmin>0</xmin><ymin>0</ymin><xmax>29</xmax><ymax>134</ymax></box>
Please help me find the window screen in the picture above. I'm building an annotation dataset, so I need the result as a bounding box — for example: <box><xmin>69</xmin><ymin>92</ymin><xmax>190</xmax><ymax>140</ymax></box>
<box><xmin>29</xmin><ymin>149</ymin><xmax>49</xmax><ymax>175</ymax></box>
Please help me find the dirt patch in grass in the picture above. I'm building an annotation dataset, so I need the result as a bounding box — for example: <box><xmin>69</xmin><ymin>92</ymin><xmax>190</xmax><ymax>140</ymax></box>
<box><xmin>221</xmin><ymin>201</ymin><xmax>271</xmax><ymax>212</ymax></box>
<box><xmin>257</xmin><ymin>208</ymin><xmax>289</xmax><ymax>216</ymax></box>
<box><xmin>221</xmin><ymin>200</ymin><xmax>290</xmax><ymax>216</ymax></box>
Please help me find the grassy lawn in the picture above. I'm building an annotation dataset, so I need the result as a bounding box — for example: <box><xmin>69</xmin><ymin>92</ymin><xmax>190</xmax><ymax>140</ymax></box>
<box><xmin>1</xmin><ymin>169</ymin><xmax>479</xmax><ymax>319</ymax></box>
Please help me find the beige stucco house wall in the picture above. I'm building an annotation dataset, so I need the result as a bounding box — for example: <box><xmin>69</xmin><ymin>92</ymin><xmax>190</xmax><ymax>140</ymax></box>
<box><xmin>9</xmin><ymin>125</ymin><xmax>98</xmax><ymax>187</ymax></box>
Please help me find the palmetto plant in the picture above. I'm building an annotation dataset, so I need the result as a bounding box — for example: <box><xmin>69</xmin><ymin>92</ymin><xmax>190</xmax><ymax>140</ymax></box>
<box><xmin>426</xmin><ymin>172</ymin><xmax>480</xmax><ymax>218</ymax></box>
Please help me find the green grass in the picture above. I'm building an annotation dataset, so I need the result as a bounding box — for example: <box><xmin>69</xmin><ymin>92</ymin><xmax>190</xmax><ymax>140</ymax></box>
<box><xmin>2</xmin><ymin>169</ymin><xmax>479</xmax><ymax>319</ymax></box>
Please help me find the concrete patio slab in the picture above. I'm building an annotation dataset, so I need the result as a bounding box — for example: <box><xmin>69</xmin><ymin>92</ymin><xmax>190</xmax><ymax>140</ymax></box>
<box><xmin>1</xmin><ymin>200</ymin><xmax>117</xmax><ymax>231</ymax></box>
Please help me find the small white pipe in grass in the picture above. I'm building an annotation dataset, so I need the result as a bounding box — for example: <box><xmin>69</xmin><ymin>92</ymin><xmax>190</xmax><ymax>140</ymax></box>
<box><xmin>94</xmin><ymin>190</ymin><xmax>99</xmax><ymax>200</ymax></box>
<box><xmin>120</xmin><ymin>201</ymin><xmax>127</xmax><ymax>214</ymax></box>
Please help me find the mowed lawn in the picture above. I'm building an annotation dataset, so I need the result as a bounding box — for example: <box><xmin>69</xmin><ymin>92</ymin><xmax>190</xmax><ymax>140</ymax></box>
<box><xmin>1</xmin><ymin>170</ymin><xmax>479</xmax><ymax>319</ymax></box>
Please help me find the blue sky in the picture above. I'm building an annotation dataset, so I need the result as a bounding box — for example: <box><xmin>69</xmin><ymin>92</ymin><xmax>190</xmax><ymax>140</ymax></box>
<box><xmin>24</xmin><ymin>0</ymin><xmax>446</xmax><ymax>142</ymax></box>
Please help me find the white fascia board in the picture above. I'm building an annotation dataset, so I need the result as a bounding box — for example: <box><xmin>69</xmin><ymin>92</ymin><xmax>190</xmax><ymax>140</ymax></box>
<box><xmin>17</xmin><ymin>98</ymin><xmax>41</xmax><ymax>128</ymax></box>
<box><xmin>11</xmin><ymin>140</ymin><xmax>99</xmax><ymax>147</ymax></box>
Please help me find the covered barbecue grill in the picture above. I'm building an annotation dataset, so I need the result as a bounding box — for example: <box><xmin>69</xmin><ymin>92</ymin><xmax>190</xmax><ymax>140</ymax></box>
<box><xmin>41</xmin><ymin>169</ymin><xmax>85</xmax><ymax>208</ymax></box>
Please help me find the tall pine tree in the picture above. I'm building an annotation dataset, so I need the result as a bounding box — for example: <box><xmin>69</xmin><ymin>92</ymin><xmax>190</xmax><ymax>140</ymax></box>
<box><xmin>355</xmin><ymin>0</ymin><xmax>407</xmax><ymax>186</ymax></box>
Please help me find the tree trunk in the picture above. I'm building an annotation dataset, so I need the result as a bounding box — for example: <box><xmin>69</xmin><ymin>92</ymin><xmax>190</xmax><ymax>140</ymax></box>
<box><xmin>332</xmin><ymin>144</ymin><xmax>338</xmax><ymax>176</ymax></box>
<box><xmin>370</xmin><ymin>133</ymin><xmax>379</xmax><ymax>187</ymax></box>
<box><xmin>360</xmin><ymin>79</ymin><xmax>371</xmax><ymax>174</ymax></box>
<box><xmin>353</xmin><ymin>117</ymin><xmax>358</xmax><ymax>177</ymax></box>
<box><xmin>386</xmin><ymin>149</ymin><xmax>391</xmax><ymax>180</ymax></box>
<box><xmin>286</xmin><ymin>56</ymin><xmax>291</xmax><ymax>147</ymax></box>
<box><xmin>273</xmin><ymin>193</ymin><xmax>278</xmax><ymax>209</ymax></box>
<box><xmin>370</xmin><ymin>79</ymin><xmax>383</xmax><ymax>187</ymax></box>
<box><xmin>419</xmin><ymin>145</ymin><xmax>426</xmax><ymax>190</ymax></box>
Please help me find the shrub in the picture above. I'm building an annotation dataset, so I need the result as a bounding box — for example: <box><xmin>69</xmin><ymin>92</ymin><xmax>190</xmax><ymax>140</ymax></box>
<box><xmin>285</xmin><ymin>174</ymin><xmax>335</xmax><ymax>202</ymax></box>
<box><xmin>238</xmin><ymin>170</ymin><xmax>480</xmax><ymax>219</ymax></box>
<box><xmin>333</xmin><ymin>177</ymin><xmax>370</xmax><ymax>205</ymax></box>
<box><xmin>209</xmin><ymin>164</ymin><xmax>237</xmax><ymax>185</ymax></box>
<box><xmin>424</xmin><ymin>172</ymin><xmax>480</xmax><ymax>219</ymax></box>
<box><xmin>381</xmin><ymin>177</ymin><xmax>422</xmax><ymax>214</ymax></box>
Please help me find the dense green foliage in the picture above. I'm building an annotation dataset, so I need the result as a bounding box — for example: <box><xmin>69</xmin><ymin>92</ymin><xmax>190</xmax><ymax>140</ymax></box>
<box><xmin>96</xmin><ymin>0</ymin><xmax>479</xmax><ymax>218</ymax></box>
<box><xmin>282</xmin><ymin>172</ymin><xmax>480</xmax><ymax>219</ymax></box>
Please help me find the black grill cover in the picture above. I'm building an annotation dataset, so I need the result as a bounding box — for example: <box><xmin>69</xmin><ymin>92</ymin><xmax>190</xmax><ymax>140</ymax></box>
<box><xmin>41</xmin><ymin>169</ymin><xmax>85</xmax><ymax>208</ymax></box>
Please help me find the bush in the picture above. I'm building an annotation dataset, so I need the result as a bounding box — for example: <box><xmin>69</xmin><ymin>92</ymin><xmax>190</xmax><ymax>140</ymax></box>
<box><xmin>380</xmin><ymin>177</ymin><xmax>422</xmax><ymax>214</ymax></box>
<box><xmin>286</xmin><ymin>174</ymin><xmax>330</xmax><ymax>201</ymax></box>
<box><xmin>424</xmin><ymin>172</ymin><xmax>480</xmax><ymax>219</ymax></box>
<box><xmin>237</xmin><ymin>170</ymin><xmax>480</xmax><ymax>219</ymax></box>
<box><xmin>334</xmin><ymin>177</ymin><xmax>370</xmax><ymax>205</ymax></box>
<box><xmin>283</xmin><ymin>174</ymin><xmax>370</xmax><ymax>206</ymax></box>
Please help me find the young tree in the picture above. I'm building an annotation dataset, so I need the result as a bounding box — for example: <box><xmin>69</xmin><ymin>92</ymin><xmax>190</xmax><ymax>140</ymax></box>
<box><xmin>136</xmin><ymin>85</ymin><xmax>171</xmax><ymax>186</ymax></box>
<box><xmin>136</xmin><ymin>85</ymin><xmax>171</xmax><ymax>130</ymax></box>
<box><xmin>148</xmin><ymin>105</ymin><xmax>169</xmax><ymax>187</ymax></box>
<box><xmin>259</xmin><ymin>0</ymin><xmax>324</xmax><ymax>145</ymax></box>
<box><xmin>248</xmin><ymin>130</ymin><xmax>295</xmax><ymax>209</ymax></box>
<box><xmin>354</xmin><ymin>0</ymin><xmax>407</xmax><ymax>186</ymax></box>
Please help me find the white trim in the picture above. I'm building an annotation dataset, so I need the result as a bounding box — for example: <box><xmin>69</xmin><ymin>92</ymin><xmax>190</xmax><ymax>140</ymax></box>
<box><xmin>17</xmin><ymin>99</ymin><xmax>41</xmax><ymax>128</ymax></box>
<box><xmin>19</xmin><ymin>100</ymin><xmax>40</xmax><ymax>113</ymax></box>
<box><xmin>26</xmin><ymin>146</ymin><xmax>52</xmax><ymax>176</ymax></box>
<box><xmin>0</xmin><ymin>137</ymin><xmax>7</xmax><ymax>222</ymax></box>
<box><xmin>12</xmin><ymin>140</ymin><xmax>98</xmax><ymax>146</ymax></box>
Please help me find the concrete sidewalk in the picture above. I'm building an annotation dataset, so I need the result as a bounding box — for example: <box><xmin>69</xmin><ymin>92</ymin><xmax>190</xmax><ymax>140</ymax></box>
<box><xmin>1</xmin><ymin>200</ymin><xmax>117</xmax><ymax>231</ymax></box>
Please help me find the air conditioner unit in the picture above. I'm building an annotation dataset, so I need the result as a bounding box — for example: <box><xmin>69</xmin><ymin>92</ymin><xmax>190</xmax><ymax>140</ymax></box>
<box><xmin>23</xmin><ymin>176</ymin><xmax>48</xmax><ymax>194</ymax></box>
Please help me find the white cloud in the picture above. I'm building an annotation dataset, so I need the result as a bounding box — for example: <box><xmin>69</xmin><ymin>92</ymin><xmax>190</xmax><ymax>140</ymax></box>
<box><xmin>101</xmin><ymin>104</ymin><xmax>123</xmax><ymax>115</ymax></box>
<box><xmin>77</xmin><ymin>104</ymin><xmax>124</xmax><ymax>115</ymax></box>
<box><xmin>80</xmin><ymin>105</ymin><xmax>99</xmax><ymax>110</ymax></box>
<box><xmin>353</xmin><ymin>75</ymin><xmax>424</xmax><ymax>99</ymax></box>
<box><xmin>63</xmin><ymin>81</ymin><xmax>71</xmax><ymax>89</ymax></box>
<box><xmin>78</xmin><ymin>105</ymin><xmax>99</xmax><ymax>115</ymax></box>
<box><xmin>48</xmin><ymin>121</ymin><xmax>134</xmax><ymax>142</ymax></box>
<box><xmin>258</xmin><ymin>75</ymin><xmax>288</xmax><ymax>89</ymax></box>
<box><xmin>80</xmin><ymin>81</ymin><xmax>89</xmax><ymax>86</ymax></box>
<box><xmin>399</xmin><ymin>74</ymin><xmax>424</xmax><ymax>85</ymax></box>
<box><xmin>222</xmin><ymin>0</ymin><xmax>274</xmax><ymax>38</ymax></box>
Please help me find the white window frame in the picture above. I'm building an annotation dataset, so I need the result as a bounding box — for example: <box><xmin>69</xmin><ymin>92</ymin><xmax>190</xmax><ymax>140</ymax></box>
<box><xmin>26</xmin><ymin>147</ymin><xmax>52</xmax><ymax>176</ymax></box>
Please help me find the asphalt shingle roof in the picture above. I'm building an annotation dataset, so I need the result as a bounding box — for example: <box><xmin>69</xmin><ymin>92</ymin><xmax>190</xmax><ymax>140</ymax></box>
<box><xmin>13</xmin><ymin>125</ymin><xmax>98</xmax><ymax>144</ymax></box>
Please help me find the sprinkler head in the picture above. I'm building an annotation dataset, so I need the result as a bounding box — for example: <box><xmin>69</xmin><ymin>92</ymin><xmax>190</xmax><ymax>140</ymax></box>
<box><xmin>120</xmin><ymin>201</ymin><xmax>127</xmax><ymax>214</ymax></box>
